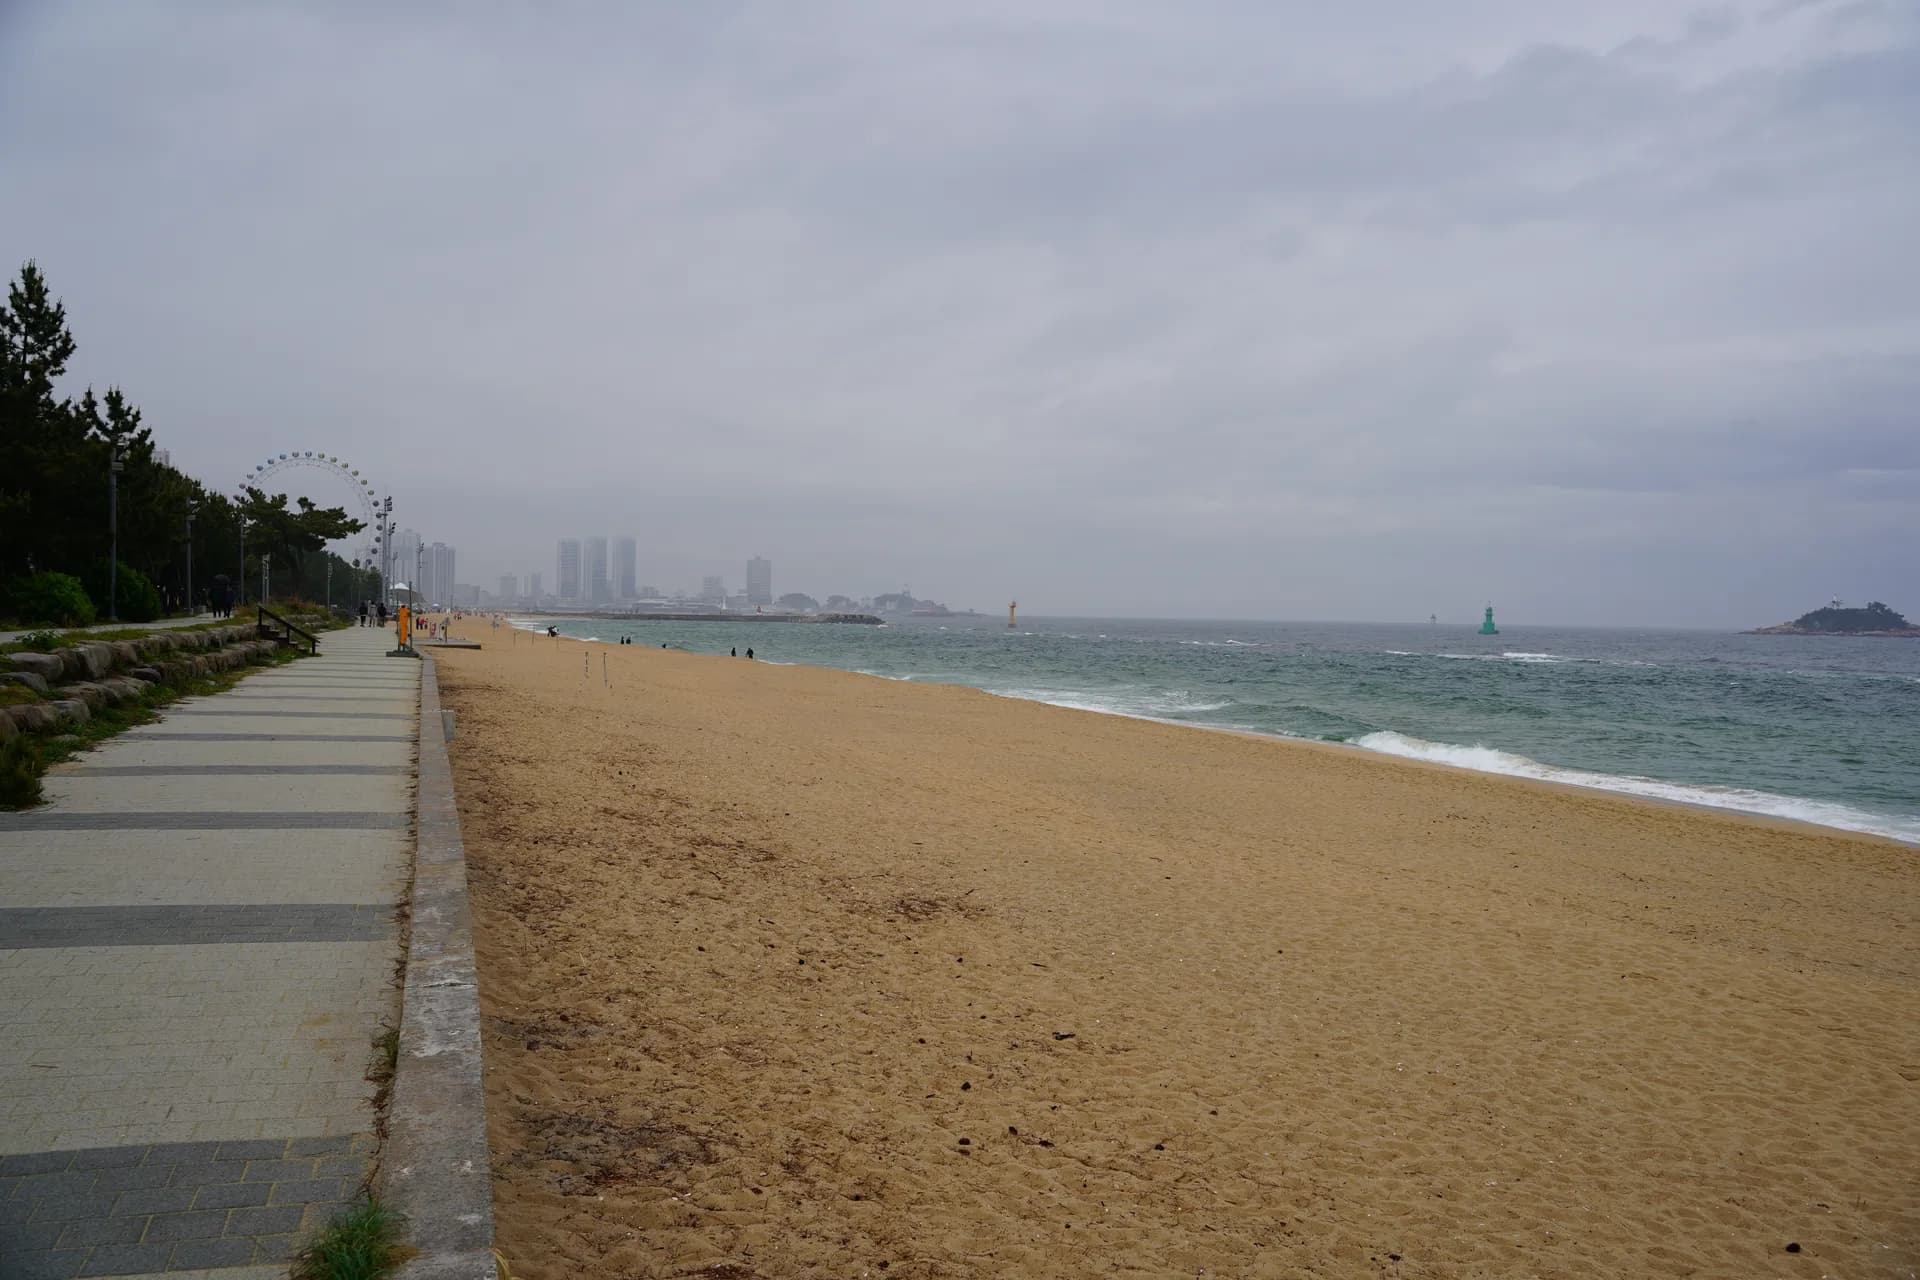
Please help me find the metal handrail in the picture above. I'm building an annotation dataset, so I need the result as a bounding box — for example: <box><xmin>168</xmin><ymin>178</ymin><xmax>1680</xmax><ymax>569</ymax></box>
<box><xmin>257</xmin><ymin>604</ymin><xmax>320</xmax><ymax>655</ymax></box>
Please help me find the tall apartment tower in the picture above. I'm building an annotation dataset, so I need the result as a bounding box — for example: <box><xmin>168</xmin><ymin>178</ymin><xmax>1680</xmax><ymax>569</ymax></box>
<box><xmin>701</xmin><ymin>575</ymin><xmax>725</xmax><ymax>604</ymax></box>
<box><xmin>585</xmin><ymin>537</ymin><xmax>611</xmax><ymax>604</ymax></box>
<box><xmin>557</xmin><ymin>540</ymin><xmax>582</xmax><ymax>600</ymax></box>
<box><xmin>746</xmin><ymin>556</ymin><xmax>773</xmax><ymax>607</ymax></box>
<box><xmin>497</xmin><ymin>575</ymin><xmax>517</xmax><ymax>603</ymax></box>
<box><xmin>613</xmin><ymin>536</ymin><xmax>637</xmax><ymax>600</ymax></box>
<box><xmin>391</xmin><ymin>529</ymin><xmax>423</xmax><ymax>593</ymax></box>
<box><xmin>427</xmin><ymin>543</ymin><xmax>455</xmax><ymax>606</ymax></box>
<box><xmin>527</xmin><ymin>572</ymin><xmax>543</xmax><ymax>601</ymax></box>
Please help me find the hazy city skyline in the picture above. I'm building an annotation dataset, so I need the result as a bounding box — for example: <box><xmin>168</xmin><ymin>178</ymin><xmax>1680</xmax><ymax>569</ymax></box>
<box><xmin>3</xmin><ymin>4</ymin><xmax>1914</xmax><ymax>626</ymax></box>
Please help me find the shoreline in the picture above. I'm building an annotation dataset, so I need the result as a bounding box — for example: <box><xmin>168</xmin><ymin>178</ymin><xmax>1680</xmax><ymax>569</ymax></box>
<box><xmin>501</xmin><ymin>615</ymin><xmax>1918</xmax><ymax>848</ymax></box>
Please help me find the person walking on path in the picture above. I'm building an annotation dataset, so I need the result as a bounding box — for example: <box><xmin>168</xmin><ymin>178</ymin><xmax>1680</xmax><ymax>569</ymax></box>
<box><xmin>358</xmin><ymin>600</ymin><xmax>369</xmax><ymax>627</ymax></box>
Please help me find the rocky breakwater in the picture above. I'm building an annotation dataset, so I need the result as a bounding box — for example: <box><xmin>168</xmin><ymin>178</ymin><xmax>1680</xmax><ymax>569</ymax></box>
<box><xmin>0</xmin><ymin>624</ymin><xmax>285</xmax><ymax>740</ymax></box>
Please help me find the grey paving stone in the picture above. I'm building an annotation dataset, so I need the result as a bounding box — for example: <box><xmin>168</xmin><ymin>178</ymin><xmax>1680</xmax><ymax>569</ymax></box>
<box><xmin>11</xmin><ymin>1170</ymin><xmax>98</xmax><ymax>1200</ymax></box>
<box><xmin>223</xmin><ymin>1204</ymin><xmax>302</xmax><ymax>1236</ymax></box>
<box><xmin>237</xmin><ymin>1158</ymin><xmax>312</xmax><ymax>1183</ymax></box>
<box><xmin>2</xmin><ymin>1249</ymin><xmax>86</xmax><ymax>1279</ymax></box>
<box><xmin>89</xmin><ymin>1164</ymin><xmax>172</xmax><ymax>1193</ymax></box>
<box><xmin>250</xmin><ymin>1233</ymin><xmax>299</xmax><ymax>1263</ymax></box>
<box><xmin>0</xmin><ymin>1220</ymin><xmax>66</xmax><ymax>1250</ymax></box>
<box><xmin>117</xmin><ymin>732</ymin><xmax>410</xmax><ymax>742</ymax></box>
<box><xmin>68</xmin><ymin>1149</ymin><xmax>143</xmax><ymax>1171</ymax></box>
<box><xmin>165</xmin><ymin>1162</ymin><xmax>246</xmax><ymax>1189</ymax></box>
<box><xmin>53</xmin><ymin>1215</ymin><xmax>145</xmax><ymax>1247</ymax></box>
<box><xmin>210</xmin><ymin>1141</ymin><xmax>286</xmax><ymax>1163</ymax></box>
<box><xmin>76</xmin><ymin>1240</ymin><xmax>171</xmax><ymax>1275</ymax></box>
<box><xmin>167</xmin><ymin>1235</ymin><xmax>257</xmax><ymax>1269</ymax></box>
<box><xmin>283</xmin><ymin>1136</ymin><xmax>354</xmax><ymax>1156</ymax></box>
<box><xmin>0</xmin><ymin>811</ymin><xmax>408</xmax><ymax>831</ymax></box>
<box><xmin>190</xmin><ymin>1181</ymin><xmax>269</xmax><ymax>1210</ymax></box>
<box><xmin>69</xmin><ymin>764</ymin><xmax>411</xmax><ymax>776</ymax></box>
<box><xmin>266</xmin><ymin>1178</ymin><xmax>344</xmax><ymax>1205</ymax></box>
<box><xmin>28</xmin><ymin>1192</ymin><xmax>117</xmax><ymax>1223</ymax></box>
<box><xmin>0</xmin><ymin>903</ymin><xmax>393</xmax><ymax>948</ymax></box>
<box><xmin>312</xmin><ymin>1154</ymin><xmax>370</xmax><ymax>1182</ymax></box>
<box><xmin>165</xmin><ymin>709</ymin><xmax>412</xmax><ymax>718</ymax></box>
<box><xmin>142</xmin><ymin>1209</ymin><xmax>225</xmax><ymax>1242</ymax></box>
<box><xmin>141</xmin><ymin>1143</ymin><xmax>221</xmax><ymax>1167</ymax></box>
<box><xmin>107</xmin><ymin>1187</ymin><xmax>194</xmax><ymax>1217</ymax></box>
<box><xmin>1</xmin><ymin>1153</ymin><xmax>73</xmax><ymax>1176</ymax></box>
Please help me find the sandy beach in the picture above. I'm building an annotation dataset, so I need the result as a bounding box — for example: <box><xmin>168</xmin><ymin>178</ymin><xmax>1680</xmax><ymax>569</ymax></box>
<box><xmin>431</xmin><ymin>623</ymin><xmax>1918</xmax><ymax>1279</ymax></box>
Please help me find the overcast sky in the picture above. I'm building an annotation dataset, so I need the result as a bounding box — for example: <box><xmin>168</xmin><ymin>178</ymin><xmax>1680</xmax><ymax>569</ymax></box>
<box><xmin>3</xmin><ymin>1</ymin><xmax>1914</xmax><ymax>625</ymax></box>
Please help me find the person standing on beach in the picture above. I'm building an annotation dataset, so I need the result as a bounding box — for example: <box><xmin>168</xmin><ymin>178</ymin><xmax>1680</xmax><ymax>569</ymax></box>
<box><xmin>746</xmin><ymin>647</ymin><xmax>754</xmax><ymax>660</ymax></box>
<box><xmin>731</xmin><ymin>647</ymin><xmax>737</xmax><ymax>657</ymax></box>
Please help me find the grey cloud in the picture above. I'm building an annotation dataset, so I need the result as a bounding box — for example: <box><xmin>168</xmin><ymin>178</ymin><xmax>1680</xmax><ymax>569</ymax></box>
<box><xmin>1</xmin><ymin>1</ymin><xmax>1914</xmax><ymax>624</ymax></box>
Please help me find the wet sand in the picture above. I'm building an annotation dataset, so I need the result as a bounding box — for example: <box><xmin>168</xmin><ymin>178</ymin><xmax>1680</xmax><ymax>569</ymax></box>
<box><xmin>431</xmin><ymin>623</ymin><xmax>1919</xmax><ymax>1279</ymax></box>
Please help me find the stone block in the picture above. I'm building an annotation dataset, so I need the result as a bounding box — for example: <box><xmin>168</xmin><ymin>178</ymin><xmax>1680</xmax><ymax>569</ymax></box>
<box><xmin>102</xmin><ymin>677</ymin><xmax>146</xmax><ymax>702</ymax></box>
<box><xmin>128</xmin><ymin>666</ymin><xmax>163</xmax><ymax>684</ymax></box>
<box><xmin>6</xmin><ymin>652</ymin><xmax>63</xmax><ymax>681</ymax></box>
<box><xmin>61</xmin><ymin>682</ymin><xmax>110</xmax><ymax>711</ymax></box>
<box><xmin>0</xmin><ymin>670</ymin><xmax>50</xmax><ymax>694</ymax></box>
<box><xmin>8</xmin><ymin>703</ymin><xmax>57</xmax><ymax>733</ymax></box>
<box><xmin>71</xmin><ymin>644</ymin><xmax>113</xmax><ymax>680</ymax></box>
<box><xmin>0</xmin><ymin>708</ymin><xmax>14</xmax><ymax>743</ymax></box>
<box><xmin>47</xmin><ymin>699</ymin><xmax>88</xmax><ymax>727</ymax></box>
<box><xmin>108</xmin><ymin>640</ymin><xmax>139</xmax><ymax>669</ymax></box>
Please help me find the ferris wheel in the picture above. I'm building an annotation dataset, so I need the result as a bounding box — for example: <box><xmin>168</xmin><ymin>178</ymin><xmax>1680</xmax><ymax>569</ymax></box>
<box><xmin>236</xmin><ymin>451</ymin><xmax>387</xmax><ymax>573</ymax></box>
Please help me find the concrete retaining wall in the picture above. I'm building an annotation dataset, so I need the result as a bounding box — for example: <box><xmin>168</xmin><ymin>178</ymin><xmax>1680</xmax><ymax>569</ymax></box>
<box><xmin>381</xmin><ymin>655</ymin><xmax>498</xmax><ymax>1279</ymax></box>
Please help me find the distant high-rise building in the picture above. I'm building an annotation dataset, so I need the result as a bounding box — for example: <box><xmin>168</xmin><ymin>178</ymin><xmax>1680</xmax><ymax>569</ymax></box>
<box><xmin>498</xmin><ymin>575</ymin><xmax>517</xmax><ymax>603</ymax></box>
<box><xmin>557</xmin><ymin>540</ymin><xmax>582</xmax><ymax>599</ymax></box>
<box><xmin>585</xmin><ymin>537</ymin><xmax>610</xmax><ymax>604</ymax></box>
<box><xmin>527</xmin><ymin>572</ymin><xmax>543</xmax><ymax>600</ymax></box>
<box><xmin>746</xmin><ymin>556</ymin><xmax>772</xmax><ymax>607</ymax></box>
<box><xmin>392</xmin><ymin>529</ymin><xmax>423</xmax><ymax>592</ymax></box>
<box><xmin>701</xmin><ymin>575</ymin><xmax>725</xmax><ymax>604</ymax></box>
<box><xmin>614</xmin><ymin>536</ymin><xmax>637</xmax><ymax>599</ymax></box>
<box><xmin>427</xmin><ymin>543</ymin><xmax>455</xmax><ymax>606</ymax></box>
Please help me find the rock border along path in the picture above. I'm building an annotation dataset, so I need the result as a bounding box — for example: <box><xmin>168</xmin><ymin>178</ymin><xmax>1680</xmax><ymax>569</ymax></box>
<box><xmin>0</xmin><ymin>624</ymin><xmax>417</xmax><ymax>1279</ymax></box>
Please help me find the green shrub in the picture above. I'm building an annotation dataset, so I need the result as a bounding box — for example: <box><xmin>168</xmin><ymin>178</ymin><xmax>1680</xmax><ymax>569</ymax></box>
<box><xmin>0</xmin><ymin>735</ymin><xmax>43</xmax><ymax>809</ymax></box>
<box><xmin>4</xmin><ymin>572</ymin><xmax>96</xmax><ymax>627</ymax></box>
<box><xmin>290</xmin><ymin>1197</ymin><xmax>410</xmax><ymax>1280</ymax></box>
<box><xmin>82</xmin><ymin>560</ymin><xmax>162</xmax><ymax>623</ymax></box>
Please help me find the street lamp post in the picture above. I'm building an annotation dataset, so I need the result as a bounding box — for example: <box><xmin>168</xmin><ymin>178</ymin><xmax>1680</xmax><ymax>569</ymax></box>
<box><xmin>107</xmin><ymin>443</ymin><xmax>125</xmax><ymax>621</ymax></box>
<box><xmin>184</xmin><ymin>503</ymin><xmax>196</xmax><ymax>617</ymax></box>
<box><xmin>237</xmin><ymin>515</ymin><xmax>247</xmax><ymax>608</ymax></box>
<box><xmin>261</xmin><ymin>552</ymin><xmax>270</xmax><ymax>608</ymax></box>
<box><xmin>381</xmin><ymin>496</ymin><xmax>395</xmax><ymax>609</ymax></box>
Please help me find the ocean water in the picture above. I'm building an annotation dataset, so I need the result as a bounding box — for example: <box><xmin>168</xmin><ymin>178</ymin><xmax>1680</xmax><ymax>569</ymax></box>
<box><xmin>518</xmin><ymin>614</ymin><xmax>1920</xmax><ymax>845</ymax></box>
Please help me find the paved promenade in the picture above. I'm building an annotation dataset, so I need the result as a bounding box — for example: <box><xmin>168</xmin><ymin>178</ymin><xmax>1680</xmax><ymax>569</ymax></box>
<box><xmin>0</xmin><ymin>624</ymin><xmax>415</xmax><ymax>1279</ymax></box>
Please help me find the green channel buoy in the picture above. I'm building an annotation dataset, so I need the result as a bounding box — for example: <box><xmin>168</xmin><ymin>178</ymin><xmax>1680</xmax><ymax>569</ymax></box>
<box><xmin>1479</xmin><ymin>605</ymin><xmax>1499</xmax><ymax>636</ymax></box>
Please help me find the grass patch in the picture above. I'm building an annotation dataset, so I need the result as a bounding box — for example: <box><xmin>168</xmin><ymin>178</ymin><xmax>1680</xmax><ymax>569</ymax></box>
<box><xmin>0</xmin><ymin>686</ymin><xmax>46</xmax><ymax>707</ymax></box>
<box><xmin>290</xmin><ymin>1195</ymin><xmax>413</xmax><ymax>1280</ymax></box>
<box><xmin>0</xmin><ymin>736</ymin><xmax>43</xmax><ymax>808</ymax></box>
<box><xmin>0</xmin><ymin>618</ymin><xmax>238</xmax><ymax>655</ymax></box>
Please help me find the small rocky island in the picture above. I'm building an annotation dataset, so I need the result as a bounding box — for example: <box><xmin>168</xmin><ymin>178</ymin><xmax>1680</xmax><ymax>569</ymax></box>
<box><xmin>1747</xmin><ymin>600</ymin><xmax>1920</xmax><ymax>637</ymax></box>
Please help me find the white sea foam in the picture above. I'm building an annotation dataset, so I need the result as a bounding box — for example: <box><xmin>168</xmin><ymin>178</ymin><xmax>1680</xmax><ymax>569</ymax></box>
<box><xmin>994</xmin><ymin>686</ymin><xmax>1233</xmax><ymax>721</ymax></box>
<box><xmin>1351</xmin><ymin>731</ymin><xmax>1920</xmax><ymax>844</ymax></box>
